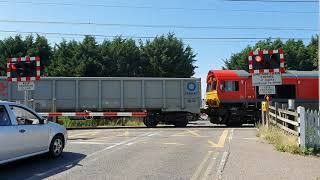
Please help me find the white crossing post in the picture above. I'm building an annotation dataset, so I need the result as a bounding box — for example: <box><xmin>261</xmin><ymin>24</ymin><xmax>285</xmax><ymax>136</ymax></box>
<box><xmin>24</xmin><ymin>90</ymin><xmax>28</xmax><ymax>106</ymax></box>
<box><xmin>297</xmin><ymin>106</ymin><xmax>306</xmax><ymax>149</ymax></box>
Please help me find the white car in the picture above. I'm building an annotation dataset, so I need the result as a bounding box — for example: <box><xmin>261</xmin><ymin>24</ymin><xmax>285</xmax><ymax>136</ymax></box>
<box><xmin>0</xmin><ymin>101</ymin><xmax>67</xmax><ymax>165</ymax></box>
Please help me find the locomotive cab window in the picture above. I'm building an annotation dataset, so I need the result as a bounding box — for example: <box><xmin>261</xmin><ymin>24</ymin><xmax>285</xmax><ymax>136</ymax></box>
<box><xmin>223</xmin><ymin>81</ymin><xmax>239</xmax><ymax>92</ymax></box>
<box><xmin>206</xmin><ymin>84</ymin><xmax>211</xmax><ymax>92</ymax></box>
<box><xmin>212</xmin><ymin>81</ymin><xmax>217</xmax><ymax>91</ymax></box>
<box><xmin>206</xmin><ymin>80</ymin><xmax>217</xmax><ymax>92</ymax></box>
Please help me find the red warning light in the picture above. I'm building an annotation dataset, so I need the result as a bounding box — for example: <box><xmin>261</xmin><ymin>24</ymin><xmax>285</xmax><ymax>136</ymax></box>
<box><xmin>255</xmin><ymin>55</ymin><xmax>263</xmax><ymax>63</ymax></box>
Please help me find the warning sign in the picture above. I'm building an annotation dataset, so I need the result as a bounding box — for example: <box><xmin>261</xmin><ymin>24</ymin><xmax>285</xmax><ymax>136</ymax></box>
<box><xmin>259</xmin><ymin>86</ymin><xmax>276</xmax><ymax>95</ymax></box>
<box><xmin>252</xmin><ymin>73</ymin><xmax>282</xmax><ymax>86</ymax></box>
<box><xmin>18</xmin><ymin>81</ymin><xmax>35</xmax><ymax>91</ymax></box>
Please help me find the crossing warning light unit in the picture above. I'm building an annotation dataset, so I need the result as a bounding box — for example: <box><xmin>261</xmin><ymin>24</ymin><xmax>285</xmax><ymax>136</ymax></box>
<box><xmin>248</xmin><ymin>49</ymin><xmax>285</xmax><ymax>74</ymax></box>
<box><xmin>6</xmin><ymin>56</ymin><xmax>41</xmax><ymax>82</ymax></box>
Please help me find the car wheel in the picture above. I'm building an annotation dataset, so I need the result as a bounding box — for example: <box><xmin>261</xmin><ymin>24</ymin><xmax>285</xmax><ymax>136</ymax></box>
<box><xmin>49</xmin><ymin>135</ymin><xmax>64</xmax><ymax>158</ymax></box>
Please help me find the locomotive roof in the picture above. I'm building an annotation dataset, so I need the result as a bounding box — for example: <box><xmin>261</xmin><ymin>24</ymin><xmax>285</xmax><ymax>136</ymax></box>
<box><xmin>283</xmin><ymin>71</ymin><xmax>319</xmax><ymax>78</ymax></box>
<box><xmin>208</xmin><ymin>70</ymin><xmax>250</xmax><ymax>78</ymax></box>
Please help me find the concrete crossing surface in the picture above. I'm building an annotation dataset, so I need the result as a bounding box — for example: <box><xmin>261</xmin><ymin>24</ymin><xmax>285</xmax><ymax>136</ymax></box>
<box><xmin>0</xmin><ymin>121</ymin><xmax>319</xmax><ymax>180</ymax></box>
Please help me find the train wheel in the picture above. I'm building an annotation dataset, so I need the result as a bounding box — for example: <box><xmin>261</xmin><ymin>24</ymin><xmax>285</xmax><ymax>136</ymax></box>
<box><xmin>143</xmin><ymin>113</ymin><xmax>159</xmax><ymax>128</ymax></box>
<box><xmin>226</xmin><ymin>112</ymin><xmax>243</xmax><ymax>127</ymax></box>
<box><xmin>172</xmin><ymin>113</ymin><xmax>188</xmax><ymax>127</ymax></box>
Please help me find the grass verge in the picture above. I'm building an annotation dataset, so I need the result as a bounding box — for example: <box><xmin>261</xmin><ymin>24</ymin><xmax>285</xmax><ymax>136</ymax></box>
<box><xmin>58</xmin><ymin>117</ymin><xmax>144</xmax><ymax>128</ymax></box>
<box><xmin>256</xmin><ymin>124</ymin><xmax>317</xmax><ymax>155</ymax></box>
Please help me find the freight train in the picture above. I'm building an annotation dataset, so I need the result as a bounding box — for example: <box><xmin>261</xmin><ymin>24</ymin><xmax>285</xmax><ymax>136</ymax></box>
<box><xmin>0</xmin><ymin>71</ymin><xmax>318</xmax><ymax>127</ymax></box>
<box><xmin>0</xmin><ymin>77</ymin><xmax>201</xmax><ymax>127</ymax></box>
<box><xmin>204</xmin><ymin>70</ymin><xmax>319</xmax><ymax>126</ymax></box>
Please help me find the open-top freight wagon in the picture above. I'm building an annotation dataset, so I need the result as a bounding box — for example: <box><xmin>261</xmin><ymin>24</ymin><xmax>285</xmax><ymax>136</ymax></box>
<box><xmin>0</xmin><ymin>77</ymin><xmax>201</xmax><ymax>127</ymax></box>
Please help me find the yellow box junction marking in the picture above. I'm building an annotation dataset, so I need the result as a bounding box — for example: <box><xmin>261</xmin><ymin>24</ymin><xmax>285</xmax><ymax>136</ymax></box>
<box><xmin>172</xmin><ymin>129</ymin><xmax>206</xmax><ymax>138</ymax></box>
<box><xmin>208</xmin><ymin>130</ymin><xmax>229</xmax><ymax>148</ymax></box>
<box><xmin>117</xmin><ymin>130</ymin><xmax>130</xmax><ymax>137</ymax></box>
<box><xmin>68</xmin><ymin>131</ymin><xmax>100</xmax><ymax>138</ymax></box>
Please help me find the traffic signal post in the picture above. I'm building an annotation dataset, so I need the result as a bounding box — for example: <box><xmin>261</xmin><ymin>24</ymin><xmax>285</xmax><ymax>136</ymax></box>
<box><xmin>248</xmin><ymin>49</ymin><xmax>285</xmax><ymax>125</ymax></box>
<box><xmin>6</xmin><ymin>56</ymin><xmax>40</xmax><ymax>106</ymax></box>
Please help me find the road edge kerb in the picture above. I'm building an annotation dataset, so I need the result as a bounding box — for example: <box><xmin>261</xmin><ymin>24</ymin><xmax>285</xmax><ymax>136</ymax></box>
<box><xmin>216</xmin><ymin>128</ymin><xmax>234</xmax><ymax>179</ymax></box>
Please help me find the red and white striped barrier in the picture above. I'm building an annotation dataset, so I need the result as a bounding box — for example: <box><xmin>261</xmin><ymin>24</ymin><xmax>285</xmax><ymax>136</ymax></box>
<box><xmin>248</xmin><ymin>49</ymin><xmax>285</xmax><ymax>74</ymax></box>
<box><xmin>7</xmin><ymin>56</ymin><xmax>41</xmax><ymax>82</ymax></box>
<box><xmin>38</xmin><ymin>112</ymin><xmax>147</xmax><ymax>117</ymax></box>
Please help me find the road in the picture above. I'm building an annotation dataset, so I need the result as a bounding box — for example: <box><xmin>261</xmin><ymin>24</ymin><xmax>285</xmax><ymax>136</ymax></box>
<box><xmin>0</xmin><ymin>121</ymin><xmax>319</xmax><ymax>180</ymax></box>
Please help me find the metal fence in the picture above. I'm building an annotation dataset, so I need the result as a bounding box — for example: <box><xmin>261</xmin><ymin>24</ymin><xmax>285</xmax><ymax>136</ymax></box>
<box><xmin>267</xmin><ymin>104</ymin><xmax>320</xmax><ymax>149</ymax></box>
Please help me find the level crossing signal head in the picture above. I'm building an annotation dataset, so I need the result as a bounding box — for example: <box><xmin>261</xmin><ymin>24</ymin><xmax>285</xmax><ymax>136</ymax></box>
<box><xmin>248</xmin><ymin>49</ymin><xmax>285</xmax><ymax>74</ymax></box>
<box><xmin>6</xmin><ymin>56</ymin><xmax>41</xmax><ymax>82</ymax></box>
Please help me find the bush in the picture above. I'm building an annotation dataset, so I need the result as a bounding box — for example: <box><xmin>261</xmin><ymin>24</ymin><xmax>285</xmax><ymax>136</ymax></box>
<box><xmin>59</xmin><ymin>117</ymin><xmax>144</xmax><ymax>128</ymax></box>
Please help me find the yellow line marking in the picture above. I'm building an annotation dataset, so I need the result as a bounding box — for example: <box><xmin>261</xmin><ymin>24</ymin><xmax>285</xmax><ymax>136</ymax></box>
<box><xmin>115</xmin><ymin>130</ymin><xmax>130</xmax><ymax>137</ymax></box>
<box><xmin>202</xmin><ymin>152</ymin><xmax>219</xmax><ymax>180</ymax></box>
<box><xmin>68</xmin><ymin>131</ymin><xmax>98</xmax><ymax>138</ymax></box>
<box><xmin>208</xmin><ymin>130</ymin><xmax>229</xmax><ymax>148</ymax></box>
<box><xmin>172</xmin><ymin>129</ymin><xmax>205</xmax><ymax>137</ymax></box>
<box><xmin>190</xmin><ymin>151</ymin><xmax>213</xmax><ymax>180</ymax></box>
<box><xmin>186</xmin><ymin>129</ymin><xmax>202</xmax><ymax>137</ymax></box>
<box><xmin>124</xmin><ymin>130</ymin><xmax>130</xmax><ymax>137</ymax></box>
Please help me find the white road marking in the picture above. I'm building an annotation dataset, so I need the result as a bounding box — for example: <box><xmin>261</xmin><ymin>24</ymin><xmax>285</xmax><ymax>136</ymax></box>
<box><xmin>68</xmin><ymin>131</ymin><xmax>100</xmax><ymax>138</ymax></box>
<box><xmin>87</xmin><ymin>132</ymin><xmax>151</xmax><ymax>159</ymax></box>
<box><xmin>217</xmin><ymin>151</ymin><xmax>229</xmax><ymax>180</ymax></box>
<box><xmin>190</xmin><ymin>151</ymin><xmax>213</xmax><ymax>180</ymax></box>
<box><xmin>216</xmin><ymin>128</ymin><xmax>234</xmax><ymax>180</ymax></box>
<box><xmin>228</xmin><ymin>129</ymin><xmax>234</xmax><ymax>142</ymax></box>
<box><xmin>233</xmin><ymin>137</ymin><xmax>258</xmax><ymax>140</ymax></box>
<box><xmin>27</xmin><ymin>132</ymin><xmax>152</xmax><ymax>180</ymax></box>
<box><xmin>126</xmin><ymin>142</ymin><xmax>134</xmax><ymax>146</ymax></box>
<box><xmin>69</xmin><ymin>141</ymin><xmax>119</xmax><ymax>145</ymax></box>
<box><xmin>202</xmin><ymin>152</ymin><xmax>219</xmax><ymax>180</ymax></box>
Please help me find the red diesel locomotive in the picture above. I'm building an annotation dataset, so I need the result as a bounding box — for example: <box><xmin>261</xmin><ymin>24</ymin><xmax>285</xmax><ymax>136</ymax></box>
<box><xmin>205</xmin><ymin>70</ymin><xmax>319</xmax><ymax>125</ymax></box>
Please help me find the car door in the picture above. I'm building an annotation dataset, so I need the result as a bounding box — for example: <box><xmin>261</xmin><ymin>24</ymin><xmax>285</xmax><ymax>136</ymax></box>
<box><xmin>10</xmin><ymin>105</ymin><xmax>50</xmax><ymax>155</ymax></box>
<box><xmin>0</xmin><ymin>105</ymin><xmax>26</xmax><ymax>162</ymax></box>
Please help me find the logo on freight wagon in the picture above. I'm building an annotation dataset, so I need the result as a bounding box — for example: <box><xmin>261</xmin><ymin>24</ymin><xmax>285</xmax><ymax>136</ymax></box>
<box><xmin>185</xmin><ymin>82</ymin><xmax>198</xmax><ymax>95</ymax></box>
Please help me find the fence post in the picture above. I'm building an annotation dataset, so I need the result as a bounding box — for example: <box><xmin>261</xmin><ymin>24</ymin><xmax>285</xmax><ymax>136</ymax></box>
<box><xmin>275</xmin><ymin>102</ymin><xmax>278</xmax><ymax>126</ymax></box>
<box><xmin>266</xmin><ymin>101</ymin><xmax>269</xmax><ymax>128</ymax></box>
<box><xmin>297</xmin><ymin>106</ymin><xmax>306</xmax><ymax>149</ymax></box>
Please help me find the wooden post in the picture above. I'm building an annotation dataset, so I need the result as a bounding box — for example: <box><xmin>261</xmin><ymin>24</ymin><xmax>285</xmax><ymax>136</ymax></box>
<box><xmin>275</xmin><ymin>102</ymin><xmax>278</xmax><ymax>126</ymax></box>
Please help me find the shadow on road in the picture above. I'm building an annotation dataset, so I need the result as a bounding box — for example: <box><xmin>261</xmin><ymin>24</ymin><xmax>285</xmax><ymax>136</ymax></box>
<box><xmin>0</xmin><ymin>152</ymin><xmax>86</xmax><ymax>180</ymax></box>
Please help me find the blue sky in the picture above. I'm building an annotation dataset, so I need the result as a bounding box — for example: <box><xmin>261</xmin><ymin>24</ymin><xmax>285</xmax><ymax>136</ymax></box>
<box><xmin>0</xmin><ymin>0</ymin><xmax>318</xmax><ymax>95</ymax></box>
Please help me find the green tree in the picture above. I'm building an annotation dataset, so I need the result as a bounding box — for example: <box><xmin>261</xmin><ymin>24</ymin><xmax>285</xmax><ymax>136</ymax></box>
<box><xmin>141</xmin><ymin>33</ymin><xmax>197</xmax><ymax>77</ymax></box>
<box><xmin>100</xmin><ymin>37</ymin><xmax>144</xmax><ymax>77</ymax></box>
<box><xmin>47</xmin><ymin>40</ymin><xmax>80</xmax><ymax>76</ymax></box>
<box><xmin>223</xmin><ymin>37</ymin><xmax>318</xmax><ymax>71</ymax></box>
<box><xmin>75</xmin><ymin>36</ymin><xmax>102</xmax><ymax>76</ymax></box>
<box><xmin>306</xmin><ymin>35</ymin><xmax>318</xmax><ymax>70</ymax></box>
